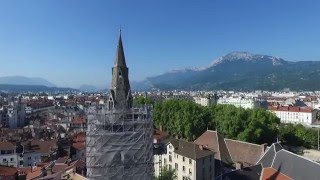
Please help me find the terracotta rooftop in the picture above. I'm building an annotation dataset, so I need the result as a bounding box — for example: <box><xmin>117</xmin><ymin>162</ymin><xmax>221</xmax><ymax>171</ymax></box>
<box><xmin>23</xmin><ymin>139</ymin><xmax>57</xmax><ymax>154</ymax></box>
<box><xmin>18</xmin><ymin>166</ymin><xmax>43</xmax><ymax>180</ymax></box>
<box><xmin>0</xmin><ymin>165</ymin><xmax>18</xmax><ymax>177</ymax></box>
<box><xmin>194</xmin><ymin>130</ymin><xmax>267</xmax><ymax>171</ymax></box>
<box><xmin>0</xmin><ymin>141</ymin><xmax>15</xmax><ymax>150</ymax></box>
<box><xmin>72</xmin><ymin>142</ymin><xmax>85</xmax><ymax>151</ymax></box>
<box><xmin>268</xmin><ymin>106</ymin><xmax>313</xmax><ymax>113</ymax></box>
<box><xmin>72</xmin><ymin>132</ymin><xmax>86</xmax><ymax>143</ymax></box>
<box><xmin>194</xmin><ymin>130</ymin><xmax>232</xmax><ymax>165</ymax></box>
<box><xmin>225</xmin><ymin>139</ymin><xmax>265</xmax><ymax>166</ymax></box>
<box><xmin>71</xmin><ymin>117</ymin><xmax>86</xmax><ymax>124</ymax></box>
<box><xmin>261</xmin><ymin>167</ymin><xmax>292</xmax><ymax>180</ymax></box>
<box><xmin>153</xmin><ymin>129</ymin><xmax>169</xmax><ymax>141</ymax></box>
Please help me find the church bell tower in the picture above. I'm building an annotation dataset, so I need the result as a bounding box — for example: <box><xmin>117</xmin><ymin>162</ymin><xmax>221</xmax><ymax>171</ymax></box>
<box><xmin>108</xmin><ymin>30</ymin><xmax>133</xmax><ymax>110</ymax></box>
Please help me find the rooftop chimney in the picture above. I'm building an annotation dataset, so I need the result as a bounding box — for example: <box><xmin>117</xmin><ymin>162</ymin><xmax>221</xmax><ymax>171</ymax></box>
<box><xmin>235</xmin><ymin>162</ymin><xmax>243</xmax><ymax>170</ymax></box>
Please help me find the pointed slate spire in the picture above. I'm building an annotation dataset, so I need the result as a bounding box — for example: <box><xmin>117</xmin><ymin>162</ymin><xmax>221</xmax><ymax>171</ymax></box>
<box><xmin>114</xmin><ymin>29</ymin><xmax>127</xmax><ymax>67</ymax></box>
<box><xmin>108</xmin><ymin>29</ymin><xmax>132</xmax><ymax>110</ymax></box>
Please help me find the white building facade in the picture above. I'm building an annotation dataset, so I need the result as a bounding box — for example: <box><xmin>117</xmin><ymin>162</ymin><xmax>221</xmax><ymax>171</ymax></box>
<box><xmin>0</xmin><ymin>142</ymin><xmax>18</xmax><ymax>167</ymax></box>
<box><xmin>193</xmin><ymin>96</ymin><xmax>216</xmax><ymax>107</ymax></box>
<box><xmin>0</xmin><ymin>103</ymin><xmax>26</xmax><ymax>129</ymax></box>
<box><xmin>23</xmin><ymin>151</ymin><xmax>42</xmax><ymax>167</ymax></box>
<box><xmin>268</xmin><ymin>106</ymin><xmax>317</xmax><ymax>125</ymax></box>
<box><xmin>217</xmin><ymin>97</ymin><xmax>258</xmax><ymax>109</ymax></box>
<box><xmin>154</xmin><ymin>140</ymin><xmax>215</xmax><ymax>180</ymax></box>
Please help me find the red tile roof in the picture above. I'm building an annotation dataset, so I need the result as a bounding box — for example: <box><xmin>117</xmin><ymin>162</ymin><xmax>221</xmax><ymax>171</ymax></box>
<box><xmin>194</xmin><ymin>130</ymin><xmax>233</xmax><ymax>164</ymax></box>
<box><xmin>194</xmin><ymin>130</ymin><xmax>220</xmax><ymax>155</ymax></box>
<box><xmin>23</xmin><ymin>140</ymin><xmax>57</xmax><ymax>154</ymax></box>
<box><xmin>18</xmin><ymin>166</ymin><xmax>44</xmax><ymax>180</ymax></box>
<box><xmin>225</xmin><ymin>139</ymin><xmax>265</xmax><ymax>166</ymax></box>
<box><xmin>71</xmin><ymin>117</ymin><xmax>86</xmax><ymax>124</ymax></box>
<box><xmin>153</xmin><ymin>129</ymin><xmax>169</xmax><ymax>141</ymax></box>
<box><xmin>0</xmin><ymin>141</ymin><xmax>15</xmax><ymax>150</ymax></box>
<box><xmin>261</xmin><ymin>167</ymin><xmax>292</xmax><ymax>180</ymax></box>
<box><xmin>195</xmin><ymin>130</ymin><xmax>266</xmax><ymax>167</ymax></box>
<box><xmin>72</xmin><ymin>142</ymin><xmax>85</xmax><ymax>151</ymax></box>
<box><xmin>0</xmin><ymin>165</ymin><xmax>18</xmax><ymax>177</ymax></box>
<box><xmin>268</xmin><ymin>106</ymin><xmax>313</xmax><ymax>113</ymax></box>
<box><xmin>72</xmin><ymin>132</ymin><xmax>86</xmax><ymax>143</ymax></box>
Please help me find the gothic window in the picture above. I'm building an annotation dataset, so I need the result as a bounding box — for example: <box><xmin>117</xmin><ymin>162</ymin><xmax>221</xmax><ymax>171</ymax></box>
<box><xmin>108</xmin><ymin>97</ymin><xmax>114</xmax><ymax>110</ymax></box>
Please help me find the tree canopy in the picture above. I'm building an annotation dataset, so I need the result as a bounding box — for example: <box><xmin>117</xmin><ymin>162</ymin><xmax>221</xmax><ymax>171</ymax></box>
<box><xmin>154</xmin><ymin>166</ymin><xmax>177</xmax><ymax>180</ymax></box>
<box><xmin>135</xmin><ymin>97</ymin><xmax>319</xmax><ymax>149</ymax></box>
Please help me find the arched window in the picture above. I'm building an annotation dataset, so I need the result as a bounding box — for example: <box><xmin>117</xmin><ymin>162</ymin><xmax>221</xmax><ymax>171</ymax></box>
<box><xmin>108</xmin><ymin>97</ymin><xmax>114</xmax><ymax>110</ymax></box>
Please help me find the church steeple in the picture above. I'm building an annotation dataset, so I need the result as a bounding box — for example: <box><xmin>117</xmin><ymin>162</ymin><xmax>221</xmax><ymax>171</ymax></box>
<box><xmin>108</xmin><ymin>31</ymin><xmax>132</xmax><ymax>110</ymax></box>
<box><xmin>114</xmin><ymin>30</ymin><xmax>127</xmax><ymax>67</ymax></box>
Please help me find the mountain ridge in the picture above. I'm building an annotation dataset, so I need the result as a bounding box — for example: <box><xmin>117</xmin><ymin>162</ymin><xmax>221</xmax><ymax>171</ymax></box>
<box><xmin>144</xmin><ymin>52</ymin><xmax>320</xmax><ymax>91</ymax></box>
<box><xmin>0</xmin><ymin>84</ymin><xmax>77</xmax><ymax>93</ymax></box>
<box><xmin>78</xmin><ymin>84</ymin><xmax>99</xmax><ymax>92</ymax></box>
<box><xmin>0</xmin><ymin>76</ymin><xmax>56</xmax><ymax>87</ymax></box>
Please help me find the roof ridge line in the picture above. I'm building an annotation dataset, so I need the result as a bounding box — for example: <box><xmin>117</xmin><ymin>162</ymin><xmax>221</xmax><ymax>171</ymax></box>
<box><xmin>270</xmin><ymin>145</ymin><xmax>277</xmax><ymax>167</ymax></box>
<box><xmin>224</xmin><ymin>138</ymin><xmax>265</xmax><ymax>147</ymax></box>
<box><xmin>223</xmin><ymin>137</ymin><xmax>233</xmax><ymax>163</ymax></box>
<box><xmin>256</xmin><ymin>145</ymin><xmax>272</xmax><ymax>166</ymax></box>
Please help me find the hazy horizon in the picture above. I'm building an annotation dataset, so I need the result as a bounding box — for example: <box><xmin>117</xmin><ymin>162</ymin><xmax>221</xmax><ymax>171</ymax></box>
<box><xmin>1</xmin><ymin>0</ymin><xmax>320</xmax><ymax>88</ymax></box>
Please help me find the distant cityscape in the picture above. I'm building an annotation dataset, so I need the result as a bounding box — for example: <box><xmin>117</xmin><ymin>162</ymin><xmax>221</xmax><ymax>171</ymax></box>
<box><xmin>1</xmin><ymin>2</ymin><xmax>320</xmax><ymax>179</ymax></box>
<box><xmin>1</xmin><ymin>36</ymin><xmax>320</xmax><ymax>178</ymax></box>
<box><xmin>2</xmin><ymin>86</ymin><xmax>320</xmax><ymax>179</ymax></box>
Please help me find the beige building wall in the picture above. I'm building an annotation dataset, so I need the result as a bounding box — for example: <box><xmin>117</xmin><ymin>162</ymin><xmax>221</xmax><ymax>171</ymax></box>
<box><xmin>154</xmin><ymin>142</ymin><xmax>215</xmax><ymax>180</ymax></box>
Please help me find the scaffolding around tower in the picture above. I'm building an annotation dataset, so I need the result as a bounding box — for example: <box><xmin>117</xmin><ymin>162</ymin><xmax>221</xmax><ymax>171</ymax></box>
<box><xmin>86</xmin><ymin>105</ymin><xmax>153</xmax><ymax>180</ymax></box>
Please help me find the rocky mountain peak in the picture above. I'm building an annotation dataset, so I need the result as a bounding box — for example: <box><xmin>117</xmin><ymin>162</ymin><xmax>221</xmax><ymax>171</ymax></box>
<box><xmin>210</xmin><ymin>52</ymin><xmax>286</xmax><ymax>67</ymax></box>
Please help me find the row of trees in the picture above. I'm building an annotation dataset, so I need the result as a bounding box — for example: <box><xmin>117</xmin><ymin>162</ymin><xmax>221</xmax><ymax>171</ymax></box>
<box><xmin>152</xmin><ymin>99</ymin><xmax>280</xmax><ymax>144</ymax></box>
<box><xmin>278</xmin><ymin>123</ymin><xmax>318</xmax><ymax>148</ymax></box>
<box><xmin>134</xmin><ymin>97</ymin><xmax>319</xmax><ymax>149</ymax></box>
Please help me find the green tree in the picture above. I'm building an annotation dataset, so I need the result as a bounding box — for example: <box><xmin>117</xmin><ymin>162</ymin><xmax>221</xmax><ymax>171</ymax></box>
<box><xmin>154</xmin><ymin>166</ymin><xmax>177</xmax><ymax>180</ymax></box>
<box><xmin>133</xmin><ymin>96</ymin><xmax>155</xmax><ymax>106</ymax></box>
<box><xmin>278</xmin><ymin>123</ymin><xmax>318</xmax><ymax>149</ymax></box>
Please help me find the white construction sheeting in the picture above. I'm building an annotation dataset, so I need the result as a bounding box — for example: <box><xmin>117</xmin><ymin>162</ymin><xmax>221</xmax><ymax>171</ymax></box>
<box><xmin>86</xmin><ymin>105</ymin><xmax>153</xmax><ymax>180</ymax></box>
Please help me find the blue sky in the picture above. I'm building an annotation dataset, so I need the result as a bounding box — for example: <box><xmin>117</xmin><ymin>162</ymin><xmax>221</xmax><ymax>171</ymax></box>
<box><xmin>0</xmin><ymin>0</ymin><xmax>320</xmax><ymax>88</ymax></box>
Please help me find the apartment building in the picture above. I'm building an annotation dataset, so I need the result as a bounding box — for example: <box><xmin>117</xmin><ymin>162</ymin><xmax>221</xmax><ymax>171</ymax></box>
<box><xmin>0</xmin><ymin>142</ymin><xmax>18</xmax><ymax>167</ymax></box>
<box><xmin>217</xmin><ymin>96</ymin><xmax>258</xmax><ymax>109</ymax></box>
<box><xmin>154</xmin><ymin>139</ymin><xmax>215</xmax><ymax>180</ymax></box>
<box><xmin>268</xmin><ymin>106</ymin><xmax>317</xmax><ymax>125</ymax></box>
